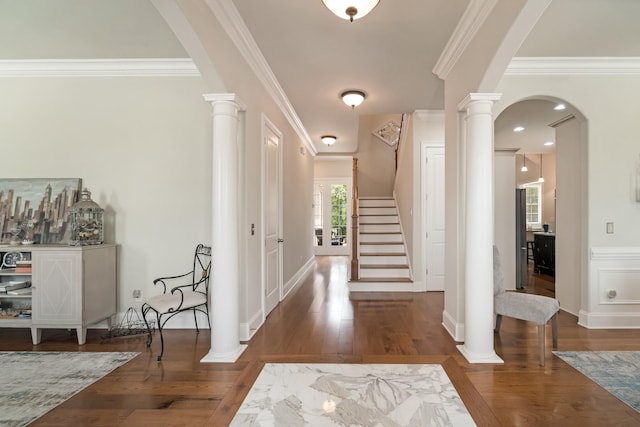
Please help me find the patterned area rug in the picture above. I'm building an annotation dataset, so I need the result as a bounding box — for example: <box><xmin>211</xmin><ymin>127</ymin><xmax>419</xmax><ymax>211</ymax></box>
<box><xmin>0</xmin><ymin>351</ymin><xmax>139</xmax><ymax>427</ymax></box>
<box><xmin>554</xmin><ymin>351</ymin><xmax>640</xmax><ymax>412</ymax></box>
<box><xmin>230</xmin><ymin>363</ymin><xmax>476</xmax><ymax>426</ymax></box>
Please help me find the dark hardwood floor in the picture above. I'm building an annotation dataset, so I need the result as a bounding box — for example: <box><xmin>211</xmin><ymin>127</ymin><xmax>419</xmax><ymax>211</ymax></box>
<box><xmin>2</xmin><ymin>256</ymin><xmax>640</xmax><ymax>426</ymax></box>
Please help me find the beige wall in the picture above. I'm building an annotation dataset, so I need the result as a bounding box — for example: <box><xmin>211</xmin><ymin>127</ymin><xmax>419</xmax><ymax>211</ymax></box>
<box><xmin>157</xmin><ymin>0</ymin><xmax>316</xmax><ymax>332</ymax></box>
<box><xmin>314</xmin><ymin>157</ymin><xmax>353</xmax><ymax>179</ymax></box>
<box><xmin>394</xmin><ymin>116</ymin><xmax>414</xmax><ymax>270</ymax></box>
<box><xmin>0</xmin><ymin>76</ymin><xmax>213</xmax><ymax>317</ymax></box>
<box><xmin>356</xmin><ymin>114</ymin><xmax>401</xmax><ymax>197</ymax></box>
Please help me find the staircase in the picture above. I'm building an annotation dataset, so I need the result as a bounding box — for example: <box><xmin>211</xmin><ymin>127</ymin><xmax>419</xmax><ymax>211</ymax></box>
<box><xmin>349</xmin><ymin>197</ymin><xmax>417</xmax><ymax>292</ymax></box>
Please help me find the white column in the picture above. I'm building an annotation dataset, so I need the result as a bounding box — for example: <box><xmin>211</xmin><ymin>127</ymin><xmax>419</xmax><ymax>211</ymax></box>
<box><xmin>457</xmin><ymin>93</ymin><xmax>503</xmax><ymax>364</ymax></box>
<box><xmin>201</xmin><ymin>93</ymin><xmax>247</xmax><ymax>363</ymax></box>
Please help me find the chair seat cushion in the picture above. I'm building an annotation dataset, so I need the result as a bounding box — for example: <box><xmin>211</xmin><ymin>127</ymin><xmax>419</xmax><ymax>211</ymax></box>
<box><xmin>146</xmin><ymin>290</ymin><xmax>207</xmax><ymax>313</ymax></box>
<box><xmin>495</xmin><ymin>292</ymin><xmax>559</xmax><ymax>325</ymax></box>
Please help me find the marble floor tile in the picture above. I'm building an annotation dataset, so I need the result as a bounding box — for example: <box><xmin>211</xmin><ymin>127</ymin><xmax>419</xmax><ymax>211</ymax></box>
<box><xmin>230</xmin><ymin>363</ymin><xmax>475</xmax><ymax>426</ymax></box>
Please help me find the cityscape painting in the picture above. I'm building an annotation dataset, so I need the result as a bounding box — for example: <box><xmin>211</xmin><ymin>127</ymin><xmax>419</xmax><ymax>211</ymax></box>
<box><xmin>0</xmin><ymin>178</ymin><xmax>82</xmax><ymax>245</ymax></box>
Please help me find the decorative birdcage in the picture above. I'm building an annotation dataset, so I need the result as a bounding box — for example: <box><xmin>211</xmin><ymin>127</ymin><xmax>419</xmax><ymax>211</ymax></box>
<box><xmin>69</xmin><ymin>188</ymin><xmax>104</xmax><ymax>246</ymax></box>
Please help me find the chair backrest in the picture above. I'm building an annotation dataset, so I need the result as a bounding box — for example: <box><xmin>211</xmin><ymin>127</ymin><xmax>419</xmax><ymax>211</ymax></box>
<box><xmin>192</xmin><ymin>244</ymin><xmax>212</xmax><ymax>291</ymax></box>
<box><xmin>493</xmin><ymin>245</ymin><xmax>505</xmax><ymax>295</ymax></box>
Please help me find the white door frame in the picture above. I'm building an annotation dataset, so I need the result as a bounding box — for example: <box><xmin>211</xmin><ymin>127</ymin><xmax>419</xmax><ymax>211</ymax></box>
<box><xmin>313</xmin><ymin>178</ymin><xmax>352</xmax><ymax>256</ymax></box>
<box><xmin>261</xmin><ymin>114</ymin><xmax>283</xmax><ymax>319</ymax></box>
<box><xmin>421</xmin><ymin>142</ymin><xmax>445</xmax><ymax>291</ymax></box>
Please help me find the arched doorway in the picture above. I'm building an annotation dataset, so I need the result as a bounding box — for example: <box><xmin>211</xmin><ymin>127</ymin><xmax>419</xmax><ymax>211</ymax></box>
<box><xmin>494</xmin><ymin>97</ymin><xmax>588</xmax><ymax>318</ymax></box>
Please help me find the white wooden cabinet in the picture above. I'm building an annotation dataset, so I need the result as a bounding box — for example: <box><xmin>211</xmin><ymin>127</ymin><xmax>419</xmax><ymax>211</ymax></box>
<box><xmin>0</xmin><ymin>244</ymin><xmax>116</xmax><ymax>345</ymax></box>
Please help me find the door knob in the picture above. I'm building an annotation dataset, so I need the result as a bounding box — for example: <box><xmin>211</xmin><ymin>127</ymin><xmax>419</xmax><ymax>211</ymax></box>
<box><xmin>277</xmin><ymin>238</ymin><xmax>284</xmax><ymax>243</ymax></box>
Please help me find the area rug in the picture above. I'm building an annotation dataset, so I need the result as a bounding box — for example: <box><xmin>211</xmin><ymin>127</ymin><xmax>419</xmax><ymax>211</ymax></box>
<box><xmin>0</xmin><ymin>351</ymin><xmax>139</xmax><ymax>427</ymax></box>
<box><xmin>230</xmin><ymin>363</ymin><xmax>476</xmax><ymax>426</ymax></box>
<box><xmin>554</xmin><ymin>351</ymin><xmax>640</xmax><ymax>412</ymax></box>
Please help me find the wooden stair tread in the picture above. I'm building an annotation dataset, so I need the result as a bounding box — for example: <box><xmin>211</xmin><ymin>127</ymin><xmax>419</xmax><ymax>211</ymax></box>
<box><xmin>352</xmin><ymin>278</ymin><xmax>413</xmax><ymax>283</ymax></box>
<box><xmin>359</xmin><ymin>222</ymin><xmax>400</xmax><ymax>225</ymax></box>
<box><xmin>360</xmin><ymin>241</ymin><xmax>404</xmax><ymax>245</ymax></box>
<box><xmin>359</xmin><ymin>214</ymin><xmax>397</xmax><ymax>216</ymax></box>
<box><xmin>360</xmin><ymin>252</ymin><xmax>406</xmax><ymax>256</ymax></box>
<box><xmin>360</xmin><ymin>231</ymin><xmax>401</xmax><ymax>235</ymax></box>
<box><xmin>360</xmin><ymin>264</ymin><xmax>409</xmax><ymax>269</ymax></box>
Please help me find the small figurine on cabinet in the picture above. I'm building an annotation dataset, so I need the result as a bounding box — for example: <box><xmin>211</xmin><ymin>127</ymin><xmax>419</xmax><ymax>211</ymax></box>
<box><xmin>69</xmin><ymin>188</ymin><xmax>104</xmax><ymax>246</ymax></box>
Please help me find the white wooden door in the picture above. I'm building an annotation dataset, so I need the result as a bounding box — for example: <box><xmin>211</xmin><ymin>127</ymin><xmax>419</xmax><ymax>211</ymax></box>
<box><xmin>424</xmin><ymin>146</ymin><xmax>445</xmax><ymax>291</ymax></box>
<box><xmin>263</xmin><ymin>120</ymin><xmax>282</xmax><ymax>317</ymax></box>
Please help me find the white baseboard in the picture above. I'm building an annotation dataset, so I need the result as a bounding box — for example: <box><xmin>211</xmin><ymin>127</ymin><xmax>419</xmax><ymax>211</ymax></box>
<box><xmin>282</xmin><ymin>256</ymin><xmax>316</xmax><ymax>298</ymax></box>
<box><xmin>578</xmin><ymin>310</ymin><xmax>640</xmax><ymax>329</ymax></box>
<box><xmin>240</xmin><ymin>309</ymin><xmax>264</xmax><ymax>341</ymax></box>
<box><xmin>442</xmin><ymin>309</ymin><xmax>464</xmax><ymax>342</ymax></box>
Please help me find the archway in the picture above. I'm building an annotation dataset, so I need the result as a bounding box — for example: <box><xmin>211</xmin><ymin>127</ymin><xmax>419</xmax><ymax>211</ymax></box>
<box><xmin>494</xmin><ymin>96</ymin><xmax>588</xmax><ymax>318</ymax></box>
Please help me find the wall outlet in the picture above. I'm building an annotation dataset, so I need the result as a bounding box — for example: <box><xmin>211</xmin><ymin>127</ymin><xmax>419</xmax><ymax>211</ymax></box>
<box><xmin>133</xmin><ymin>289</ymin><xmax>142</xmax><ymax>301</ymax></box>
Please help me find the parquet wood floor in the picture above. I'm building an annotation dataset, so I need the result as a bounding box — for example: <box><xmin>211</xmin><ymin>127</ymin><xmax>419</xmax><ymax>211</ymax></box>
<box><xmin>2</xmin><ymin>256</ymin><xmax>640</xmax><ymax>426</ymax></box>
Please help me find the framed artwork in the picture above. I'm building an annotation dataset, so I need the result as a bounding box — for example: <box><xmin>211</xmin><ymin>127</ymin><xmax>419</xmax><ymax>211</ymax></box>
<box><xmin>0</xmin><ymin>178</ymin><xmax>82</xmax><ymax>245</ymax></box>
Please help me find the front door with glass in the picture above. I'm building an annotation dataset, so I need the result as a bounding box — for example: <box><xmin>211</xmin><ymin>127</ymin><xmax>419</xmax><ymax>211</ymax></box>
<box><xmin>313</xmin><ymin>179</ymin><xmax>351</xmax><ymax>255</ymax></box>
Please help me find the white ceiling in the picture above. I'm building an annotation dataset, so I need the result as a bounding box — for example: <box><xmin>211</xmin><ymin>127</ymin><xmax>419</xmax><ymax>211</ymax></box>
<box><xmin>232</xmin><ymin>0</ymin><xmax>470</xmax><ymax>153</ymax></box>
<box><xmin>1</xmin><ymin>0</ymin><xmax>639</xmax><ymax>155</ymax></box>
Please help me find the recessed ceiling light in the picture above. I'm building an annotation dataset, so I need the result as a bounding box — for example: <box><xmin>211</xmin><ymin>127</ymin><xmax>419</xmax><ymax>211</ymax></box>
<box><xmin>554</xmin><ymin>104</ymin><xmax>566</xmax><ymax>111</ymax></box>
<box><xmin>513</xmin><ymin>126</ymin><xmax>525</xmax><ymax>132</ymax></box>
<box><xmin>544</xmin><ymin>141</ymin><xmax>554</xmax><ymax>146</ymax></box>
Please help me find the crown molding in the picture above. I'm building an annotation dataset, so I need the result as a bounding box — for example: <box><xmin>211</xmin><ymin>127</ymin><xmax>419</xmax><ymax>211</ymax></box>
<box><xmin>507</xmin><ymin>57</ymin><xmax>640</xmax><ymax>75</ymax></box>
<box><xmin>205</xmin><ymin>0</ymin><xmax>317</xmax><ymax>156</ymax></box>
<box><xmin>432</xmin><ymin>0</ymin><xmax>498</xmax><ymax>79</ymax></box>
<box><xmin>0</xmin><ymin>58</ymin><xmax>199</xmax><ymax>77</ymax></box>
<box><xmin>414</xmin><ymin>110</ymin><xmax>444</xmax><ymax>121</ymax></box>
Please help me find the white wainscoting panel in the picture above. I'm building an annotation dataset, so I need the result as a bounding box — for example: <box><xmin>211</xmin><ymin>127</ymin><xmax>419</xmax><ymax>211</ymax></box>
<box><xmin>579</xmin><ymin>247</ymin><xmax>640</xmax><ymax>328</ymax></box>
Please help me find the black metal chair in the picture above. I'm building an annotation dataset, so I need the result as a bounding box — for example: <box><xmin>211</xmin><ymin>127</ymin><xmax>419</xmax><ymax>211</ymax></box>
<box><xmin>142</xmin><ymin>244</ymin><xmax>211</xmax><ymax>361</ymax></box>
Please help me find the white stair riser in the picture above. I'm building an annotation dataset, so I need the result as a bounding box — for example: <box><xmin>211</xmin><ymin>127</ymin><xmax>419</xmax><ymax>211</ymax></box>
<box><xmin>360</xmin><ymin>243</ymin><xmax>405</xmax><ymax>253</ymax></box>
<box><xmin>360</xmin><ymin>268</ymin><xmax>411</xmax><ymax>279</ymax></box>
<box><xmin>360</xmin><ymin>255</ymin><xmax>408</xmax><ymax>265</ymax></box>
<box><xmin>360</xmin><ymin>224</ymin><xmax>400</xmax><ymax>233</ymax></box>
<box><xmin>360</xmin><ymin>233</ymin><xmax>403</xmax><ymax>243</ymax></box>
<box><xmin>359</xmin><ymin>215</ymin><xmax>398</xmax><ymax>224</ymax></box>
<box><xmin>359</xmin><ymin>199</ymin><xmax>395</xmax><ymax>207</ymax></box>
<box><xmin>359</xmin><ymin>207</ymin><xmax>396</xmax><ymax>215</ymax></box>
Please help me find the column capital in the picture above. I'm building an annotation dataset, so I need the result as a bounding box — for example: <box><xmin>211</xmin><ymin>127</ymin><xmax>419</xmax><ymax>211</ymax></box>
<box><xmin>203</xmin><ymin>93</ymin><xmax>246</xmax><ymax>111</ymax></box>
<box><xmin>458</xmin><ymin>92</ymin><xmax>501</xmax><ymax>111</ymax></box>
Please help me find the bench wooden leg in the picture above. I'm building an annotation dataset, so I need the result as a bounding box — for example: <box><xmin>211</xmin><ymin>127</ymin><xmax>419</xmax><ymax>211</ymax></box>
<box><xmin>538</xmin><ymin>324</ymin><xmax>545</xmax><ymax>366</ymax></box>
<box><xmin>551</xmin><ymin>312</ymin><xmax>558</xmax><ymax>348</ymax></box>
<box><xmin>494</xmin><ymin>314</ymin><xmax>503</xmax><ymax>333</ymax></box>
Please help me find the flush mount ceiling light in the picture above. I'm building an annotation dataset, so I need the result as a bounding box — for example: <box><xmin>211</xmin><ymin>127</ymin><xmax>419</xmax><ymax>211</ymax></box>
<box><xmin>544</xmin><ymin>141</ymin><xmax>554</xmax><ymax>146</ymax></box>
<box><xmin>321</xmin><ymin>135</ymin><xmax>337</xmax><ymax>145</ymax></box>
<box><xmin>513</xmin><ymin>126</ymin><xmax>525</xmax><ymax>132</ymax></box>
<box><xmin>341</xmin><ymin>90</ymin><xmax>366</xmax><ymax>109</ymax></box>
<box><xmin>321</xmin><ymin>0</ymin><xmax>380</xmax><ymax>22</ymax></box>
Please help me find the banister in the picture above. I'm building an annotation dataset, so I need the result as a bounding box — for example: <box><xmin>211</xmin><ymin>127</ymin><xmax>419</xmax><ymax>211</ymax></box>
<box><xmin>350</xmin><ymin>158</ymin><xmax>359</xmax><ymax>281</ymax></box>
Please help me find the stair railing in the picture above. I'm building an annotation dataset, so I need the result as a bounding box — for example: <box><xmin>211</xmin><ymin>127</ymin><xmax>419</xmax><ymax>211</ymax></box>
<box><xmin>350</xmin><ymin>158</ymin><xmax>359</xmax><ymax>281</ymax></box>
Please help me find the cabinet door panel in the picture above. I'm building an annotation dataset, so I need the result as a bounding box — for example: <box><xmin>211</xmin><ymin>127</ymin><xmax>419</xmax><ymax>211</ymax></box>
<box><xmin>32</xmin><ymin>251</ymin><xmax>82</xmax><ymax>324</ymax></box>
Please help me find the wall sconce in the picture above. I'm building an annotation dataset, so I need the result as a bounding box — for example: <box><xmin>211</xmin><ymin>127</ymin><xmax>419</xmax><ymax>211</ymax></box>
<box><xmin>321</xmin><ymin>135</ymin><xmax>337</xmax><ymax>145</ymax></box>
